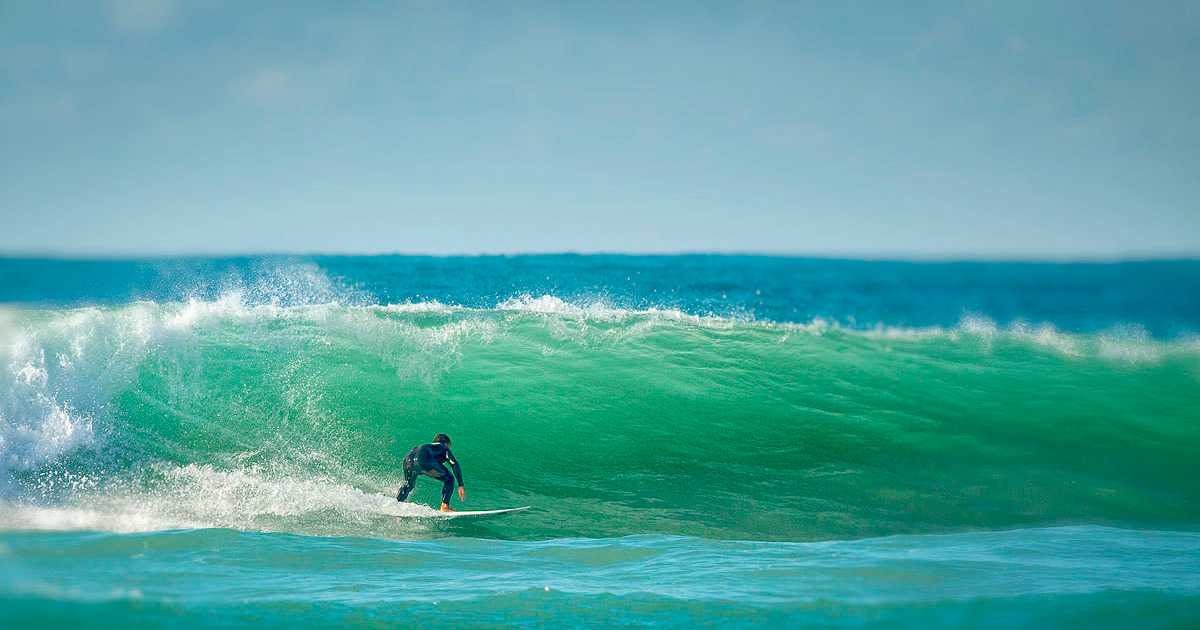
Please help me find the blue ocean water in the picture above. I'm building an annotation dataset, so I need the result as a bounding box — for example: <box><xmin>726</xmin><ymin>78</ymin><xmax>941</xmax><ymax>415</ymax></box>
<box><xmin>4</xmin><ymin>526</ymin><xmax>1199</xmax><ymax>629</ymax></box>
<box><xmin>4</xmin><ymin>256</ymin><xmax>1199</xmax><ymax>336</ymax></box>
<box><xmin>1</xmin><ymin>255</ymin><xmax>1198</xmax><ymax>628</ymax></box>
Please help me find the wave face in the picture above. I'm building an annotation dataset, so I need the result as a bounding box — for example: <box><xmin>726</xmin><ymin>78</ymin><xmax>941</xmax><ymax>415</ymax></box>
<box><xmin>2</xmin><ymin>293</ymin><xmax>1198</xmax><ymax>541</ymax></box>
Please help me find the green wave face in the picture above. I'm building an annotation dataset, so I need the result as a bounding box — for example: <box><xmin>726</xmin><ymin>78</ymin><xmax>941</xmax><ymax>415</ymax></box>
<box><xmin>2</xmin><ymin>301</ymin><xmax>1199</xmax><ymax>541</ymax></box>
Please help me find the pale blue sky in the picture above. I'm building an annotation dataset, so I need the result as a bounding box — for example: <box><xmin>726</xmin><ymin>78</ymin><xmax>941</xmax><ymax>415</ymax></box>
<box><xmin>1</xmin><ymin>0</ymin><xmax>1197</xmax><ymax>258</ymax></box>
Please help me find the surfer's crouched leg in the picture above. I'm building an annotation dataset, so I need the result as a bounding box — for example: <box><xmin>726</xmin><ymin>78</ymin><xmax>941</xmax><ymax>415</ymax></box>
<box><xmin>422</xmin><ymin>466</ymin><xmax>456</xmax><ymax>508</ymax></box>
<box><xmin>397</xmin><ymin>460</ymin><xmax>419</xmax><ymax>502</ymax></box>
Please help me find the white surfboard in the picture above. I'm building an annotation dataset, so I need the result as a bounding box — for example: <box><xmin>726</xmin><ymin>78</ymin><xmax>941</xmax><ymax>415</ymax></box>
<box><xmin>395</xmin><ymin>506</ymin><xmax>531</xmax><ymax>520</ymax></box>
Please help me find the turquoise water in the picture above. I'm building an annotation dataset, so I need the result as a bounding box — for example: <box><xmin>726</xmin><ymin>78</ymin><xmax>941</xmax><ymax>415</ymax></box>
<box><xmin>5</xmin><ymin>527</ymin><xmax>1199</xmax><ymax>629</ymax></box>
<box><xmin>1</xmin><ymin>256</ymin><xmax>1199</xmax><ymax>627</ymax></box>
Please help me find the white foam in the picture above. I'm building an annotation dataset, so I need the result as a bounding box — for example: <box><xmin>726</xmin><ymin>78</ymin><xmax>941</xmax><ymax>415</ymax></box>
<box><xmin>498</xmin><ymin>294</ymin><xmax>596</xmax><ymax>316</ymax></box>
<box><xmin>157</xmin><ymin>463</ymin><xmax>432</xmax><ymax>521</ymax></box>
<box><xmin>378</xmin><ymin>300</ymin><xmax>459</xmax><ymax>314</ymax></box>
<box><xmin>0</xmin><ymin>307</ymin><xmax>156</xmax><ymax>477</ymax></box>
<box><xmin>0</xmin><ymin>463</ymin><xmax>440</xmax><ymax>535</ymax></box>
<box><xmin>0</xmin><ymin>503</ymin><xmax>201</xmax><ymax>534</ymax></box>
<box><xmin>495</xmin><ymin>293</ymin><xmax>743</xmax><ymax>330</ymax></box>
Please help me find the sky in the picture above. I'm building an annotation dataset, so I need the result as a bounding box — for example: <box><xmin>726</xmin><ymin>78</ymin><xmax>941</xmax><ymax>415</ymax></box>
<box><xmin>0</xmin><ymin>0</ymin><xmax>1197</xmax><ymax>259</ymax></box>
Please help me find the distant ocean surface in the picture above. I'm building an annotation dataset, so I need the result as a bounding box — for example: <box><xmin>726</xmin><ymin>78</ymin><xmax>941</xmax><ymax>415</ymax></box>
<box><xmin>1</xmin><ymin>255</ymin><xmax>1198</xmax><ymax>628</ymax></box>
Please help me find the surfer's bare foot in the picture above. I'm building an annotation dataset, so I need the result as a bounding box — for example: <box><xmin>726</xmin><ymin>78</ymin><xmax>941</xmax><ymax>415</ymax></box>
<box><xmin>440</xmin><ymin>503</ymin><xmax>456</xmax><ymax>512</ymax></box>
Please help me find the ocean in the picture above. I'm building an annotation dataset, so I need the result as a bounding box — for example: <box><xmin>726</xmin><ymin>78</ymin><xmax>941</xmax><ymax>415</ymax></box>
<box><xmin>1</xmin><ymin>255</ymin><xmax>1198</xmax><ymax>628</ymax></box>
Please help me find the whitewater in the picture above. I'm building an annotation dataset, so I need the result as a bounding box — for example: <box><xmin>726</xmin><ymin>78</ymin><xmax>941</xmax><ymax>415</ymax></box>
<box><xmin>1</xmin><ymin>256</ymin><xmax>1198</xmax><ymax>628</ymax></box>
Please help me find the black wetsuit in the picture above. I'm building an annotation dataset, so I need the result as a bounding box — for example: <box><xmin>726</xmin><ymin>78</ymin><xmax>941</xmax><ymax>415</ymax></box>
<box><xmin>396</xmin><ymin>442</ymin><xmax>464</xmax><ymax>504</ymax></box>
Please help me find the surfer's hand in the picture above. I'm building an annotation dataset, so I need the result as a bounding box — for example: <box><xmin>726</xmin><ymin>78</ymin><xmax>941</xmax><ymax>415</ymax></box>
<box><xmin>458</xmin><ymin>486</ymin><xmax>466</xmax><ymax>502</ymax></box>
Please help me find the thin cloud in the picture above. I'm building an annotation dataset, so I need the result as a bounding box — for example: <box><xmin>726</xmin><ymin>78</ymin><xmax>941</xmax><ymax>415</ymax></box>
<box><xmin>105</xmin><ymin>0</ymin><xmax>175</xmax><ymax>35</ymax></box>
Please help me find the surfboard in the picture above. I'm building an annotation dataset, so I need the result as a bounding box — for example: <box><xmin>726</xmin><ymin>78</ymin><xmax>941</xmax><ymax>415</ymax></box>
<box><xmin>394</xmin><ymin>506</ymin><xmax>531</xmax><ymax>520</ymax></box>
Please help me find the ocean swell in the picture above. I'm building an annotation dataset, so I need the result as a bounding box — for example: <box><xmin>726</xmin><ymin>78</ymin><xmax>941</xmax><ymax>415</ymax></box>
<box><xmin>1</xmin><ymin>296</ymin><xmax>1198</xmax><ymax>541</ymax></box>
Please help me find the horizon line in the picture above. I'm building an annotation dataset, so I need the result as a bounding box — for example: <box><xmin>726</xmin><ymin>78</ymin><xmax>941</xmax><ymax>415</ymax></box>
<box><xmin>1</xmin><ymin>249</ymin><xmax>1199</xmax><ymax>264</ymax></box>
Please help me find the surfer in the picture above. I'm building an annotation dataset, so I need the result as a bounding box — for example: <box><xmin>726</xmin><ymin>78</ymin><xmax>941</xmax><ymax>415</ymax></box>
<box><xmin>396</xmin><ymin>434</ymin><xmax>466</xmax><ymax>512</ymax></box>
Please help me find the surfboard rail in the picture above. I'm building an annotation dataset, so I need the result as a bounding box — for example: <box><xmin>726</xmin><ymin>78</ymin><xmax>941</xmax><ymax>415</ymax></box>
<box><xmin>392</xmin><ymin>506</ymin><xmax>531</xmax><ymax>520</ymax></box>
